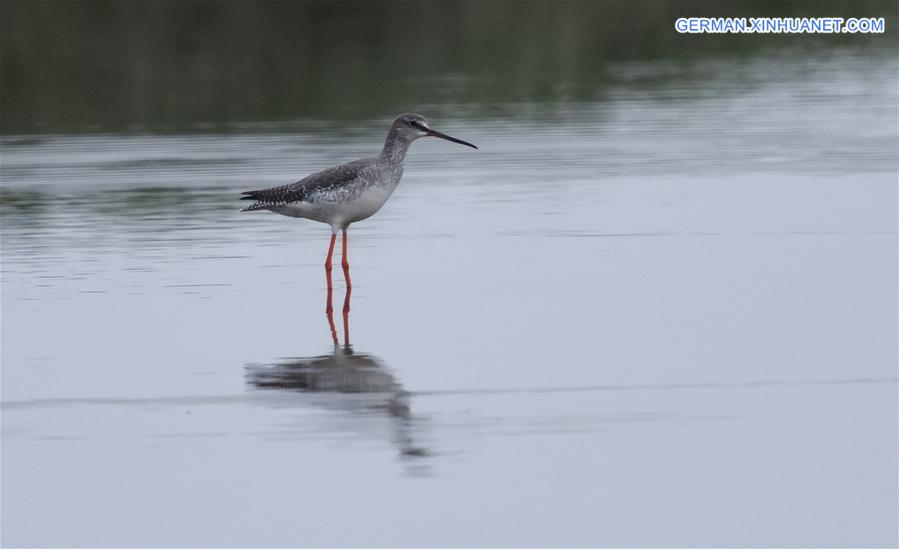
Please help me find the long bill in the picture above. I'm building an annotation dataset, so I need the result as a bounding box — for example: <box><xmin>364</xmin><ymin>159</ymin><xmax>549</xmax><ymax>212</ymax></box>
<box><xmin>425</xmin><ymin>128</ymin><xmax>478</xmax><ymax>149</ymax></box>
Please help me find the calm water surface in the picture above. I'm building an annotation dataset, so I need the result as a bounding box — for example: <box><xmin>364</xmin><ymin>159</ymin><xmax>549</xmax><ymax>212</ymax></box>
<box><xmin>1</xmin><ymin>52</ymin><xmax>897</xmax><ymax>547</ymax></box>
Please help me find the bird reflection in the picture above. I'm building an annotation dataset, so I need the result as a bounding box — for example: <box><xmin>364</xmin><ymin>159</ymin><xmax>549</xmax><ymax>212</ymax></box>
<box><xmin>246</xmin><ymin>270</ymin><xmax>430</xmax><ymax>463</ymax></box>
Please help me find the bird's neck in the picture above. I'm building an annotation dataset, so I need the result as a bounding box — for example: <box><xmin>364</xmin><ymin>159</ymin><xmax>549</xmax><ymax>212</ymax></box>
<box><xmin>380</xmin><ymin>129</ymin><xmax>412</xmax><ymax>164</ymax></box>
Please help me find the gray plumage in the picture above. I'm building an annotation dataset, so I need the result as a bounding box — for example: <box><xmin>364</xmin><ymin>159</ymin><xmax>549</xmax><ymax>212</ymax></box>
<box><xmin>239</xmin><ymin>113</ymin><xmax>476</xmax><ymax>233</ymax></box>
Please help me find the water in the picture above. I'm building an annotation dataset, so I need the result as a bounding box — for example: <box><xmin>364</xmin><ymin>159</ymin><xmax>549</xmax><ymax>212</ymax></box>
<box><xmin>2</xmin><ymin>44</ymin><xmax>897</xmax><ymax>549</ymax></box>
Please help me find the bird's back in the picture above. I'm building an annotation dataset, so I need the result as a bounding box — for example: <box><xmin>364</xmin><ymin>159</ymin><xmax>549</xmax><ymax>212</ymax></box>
<box><xmin>240</xmin><ymin>157</ymin><xmax>373</xmax><ymax>211</ymax></box>
<box><xmin>240</xmin><ymin>156</ymin><xmax>403</xmax><ymax>228</ymax></box>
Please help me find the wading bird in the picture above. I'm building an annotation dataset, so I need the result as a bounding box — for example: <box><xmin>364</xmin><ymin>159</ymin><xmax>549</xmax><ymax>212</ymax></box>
<box><xmin>240</xmin><ymin>113</ymin><xmax>477</xmax><ymax>289</ymax></box>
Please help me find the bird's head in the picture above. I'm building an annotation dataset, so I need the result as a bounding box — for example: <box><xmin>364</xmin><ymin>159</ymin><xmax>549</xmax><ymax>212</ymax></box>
<box><xmin>391</xmin><ymin>113</ymin><xmax>477</xmax><ymax>149</ymax></box>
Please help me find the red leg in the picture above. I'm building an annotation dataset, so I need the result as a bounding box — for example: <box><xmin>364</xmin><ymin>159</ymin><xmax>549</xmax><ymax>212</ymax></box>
<box><xmin>324</xmin><ymin>233</ymin><xmax>337</xmax><ymax>289</ymax></box>
<box><xmin>342</xmin><ymin>285</ymin><xmax>352</xmax><ymax>347</ymax></box>
<box><xmin>341</xmin><ymin>228</ymin><xmax>352</xmax><ymax>289</ymax></box>
<box><xmin>325</xmin><ymin>284</ymin><xmax>338</xmax><ymax>346</ymax></box>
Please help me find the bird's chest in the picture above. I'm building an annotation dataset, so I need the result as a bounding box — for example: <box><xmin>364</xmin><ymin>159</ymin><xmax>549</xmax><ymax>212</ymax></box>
<box><xmin>346</xmin><ymin>168</ymin><xmax>402</xmax><ymax>217</ymax></box>
<box><xmin>342</xmin><ymin>186</ymin><xmax>392</xmax><ymax>218</ymax></box>
<box><xmin>314</xmin><ymin>182</ymin><xmax>394</xmax><ymax>225</ymax></box>
<box><xmin>306</xmin><ymin>165</ymin><xmax>403</xmax><ymax>226</ymax></box>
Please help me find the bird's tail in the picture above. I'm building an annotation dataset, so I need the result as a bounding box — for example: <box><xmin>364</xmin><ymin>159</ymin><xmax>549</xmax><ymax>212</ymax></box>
<box><xmin>239</xmin><ymin>190</ymin><xmax>267</xmax><ymax>212</ymax></box>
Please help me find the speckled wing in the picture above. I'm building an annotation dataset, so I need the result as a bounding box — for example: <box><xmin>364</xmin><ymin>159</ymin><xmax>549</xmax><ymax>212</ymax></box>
<box><xmin>239</xmin><ymin>158</ymin><xmax>370</xmax><ymax>212</ymax></box>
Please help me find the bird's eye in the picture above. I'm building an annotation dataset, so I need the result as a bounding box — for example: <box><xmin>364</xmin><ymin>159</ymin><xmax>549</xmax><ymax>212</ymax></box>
<box><xmin>408</xmin><ymin>120</ymin><xmax>416</xmax><ymax>127</ymax></box>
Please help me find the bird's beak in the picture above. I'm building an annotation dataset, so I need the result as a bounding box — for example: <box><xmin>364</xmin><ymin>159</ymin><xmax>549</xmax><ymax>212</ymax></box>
<box><xmin>425</xmin><ymin>128</ymin><xmax>478</xmax><ymax>150</ymax></box>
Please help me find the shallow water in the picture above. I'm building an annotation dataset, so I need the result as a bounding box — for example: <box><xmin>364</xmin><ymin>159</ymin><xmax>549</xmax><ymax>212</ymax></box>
<box><xmin>1</xmin><ymin>51</ymin><xmax>897</xmax><ymax>547</ymax></box>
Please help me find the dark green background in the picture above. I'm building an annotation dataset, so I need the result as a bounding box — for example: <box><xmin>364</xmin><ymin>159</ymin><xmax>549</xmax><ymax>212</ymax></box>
<box><xmin>2</xmin><ymin>0</ymin><xmax>895</xmax><ymax>134</ymax></box>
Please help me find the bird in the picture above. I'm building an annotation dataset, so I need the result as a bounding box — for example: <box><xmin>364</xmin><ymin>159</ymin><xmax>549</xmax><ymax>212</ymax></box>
<box><xmin>239</xmin><ymin>113</ymin><xmax>477</xmax><ymax>289</ymax></box>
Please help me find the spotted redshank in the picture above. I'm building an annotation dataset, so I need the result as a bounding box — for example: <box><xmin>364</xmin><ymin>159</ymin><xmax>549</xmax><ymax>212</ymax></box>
<box><xmin>240</xmin><ymin>113</ymin><xmax>476</xmax><ymax>289</ymax></box>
